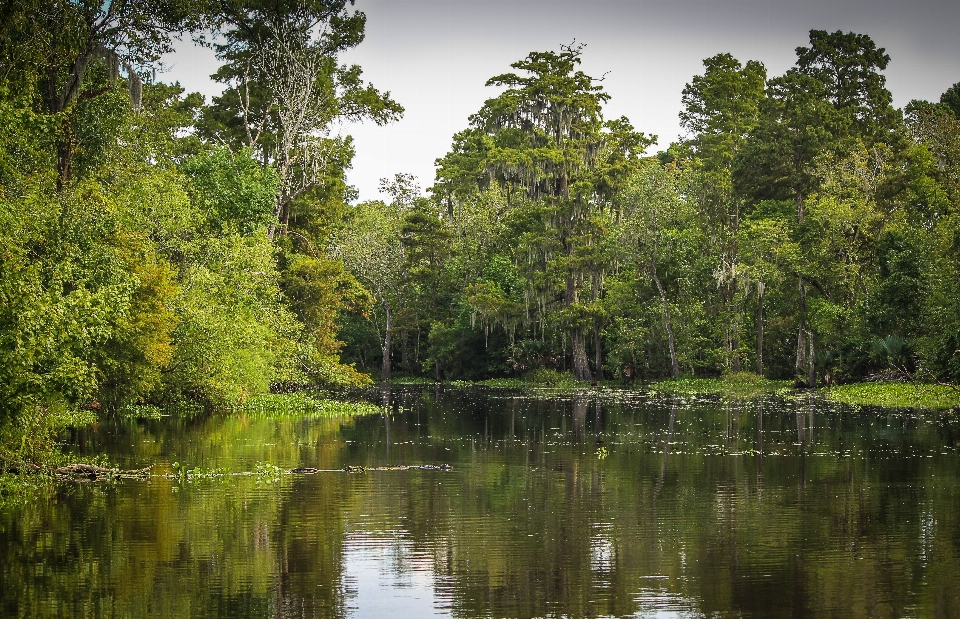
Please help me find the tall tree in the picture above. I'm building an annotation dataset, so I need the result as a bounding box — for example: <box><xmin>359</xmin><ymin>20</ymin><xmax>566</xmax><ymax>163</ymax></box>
<box><xmin>329</xmin><ymin>175</ymin><xmax>417</xmax><ymax>381</ymax></box>
<box><xmin>795</xmin><ymin>29</ymin><xmax>898</xmax><ymax>144</ymax></box>
<box><xmin>733</xmin><ymin>30</ymin><xmax>899</xmax><ymax>385</ymax></box>
<box><xmin>466</xmin><ymin>44</ymin><xmax>634</xmax><ymax>381</ymax></box>
<box><xmin>199</xmin><ymin>0</ymin><xmax>402</xmax><ymax>240</ymax></box>
<box><xmin>618</xmin><ymin>160</ymin><xmax>699</xmax><ymax>379</ymax></box>
<box><xmin>679</xmin><ymin>53</ymin><xmax>766</xmax><ymax>371</ymax></box>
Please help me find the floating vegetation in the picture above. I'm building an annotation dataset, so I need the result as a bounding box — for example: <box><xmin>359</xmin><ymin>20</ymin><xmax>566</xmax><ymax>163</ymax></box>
<box><xmin>116</xmin><ymin>401</ymin><xmax>206</xmax><ymax>420</ymax></box>
<box><xmin>55</xmin><ymin>463</ymin><xmax>153</xmax><ymax>481</ymax></box>
<box><xmin>229</xmin><ymin>393</ymin><xmax>382</xmax><ymax>418</ymax></box>
<box><xmin>476</xmin><ymin>378</ymin><xmax>527</xmax><ymax>388</ymax></box>
<box><xmin>253</xmin><ymin>462</ymin><xmax>286</xmax><ymax>483</ymax></box>
<box><xmin>44</xmin><ymin>461</ymin><xmax>455</xmax><ymax>484</ymax></box>
<box><xmin>650</xmin><ymin>373</ymin><xmax>792</xmax><ymax>399</ymax></box>
<box><xmin>388</xmin><ymin>376</ymin><xmax>438</xmax><ymax>386</ymax></box>
<box><xmin>116</xmin><ymin>404</ymin><xmax>165</xmax><ymax>420</ymax></box>
<box><xmin>170</xmin><ymin>461</ymin><xmax>227</xmax><ymax>482</ymax></box>
<box><xmin>823</xmin><ymin>382</ymin><xmax>960</xmax><ymax>410</ymax></box>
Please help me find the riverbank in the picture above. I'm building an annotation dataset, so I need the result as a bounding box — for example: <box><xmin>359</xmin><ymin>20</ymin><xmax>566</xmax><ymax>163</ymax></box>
<box><xmin>389</xmin><ymin>371</ymin><xmax>960</xmax><ymax>410</ymax></box>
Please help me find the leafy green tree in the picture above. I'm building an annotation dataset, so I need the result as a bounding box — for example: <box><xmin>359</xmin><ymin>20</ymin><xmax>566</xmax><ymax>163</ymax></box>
<box><xmin>0</xmin><ymin>0</ymin><xmax>201</xmax><ymax>187</ymax></box>
<box><xmin>732</xmin><ymin>30</ymin><xmax>901</xmax><ymax>385</ymax></box>
<box><xmin>180</xmin><ymin>147</ymin><xmax>279</xmax><ymax>234</ymax></box>
<box><xmin>739</xmin><ymin>210</ymin><xmax>801</xmax><ymax>377</ymax></box>
<box><xmin>795</xmin><ymin>29</ymin><xmax>899</xmax><ymax>144</ymax></box>
<box><xmin>616</xmin><ymin>161</ymin><xmax>701</xmax><ymax>378</ymax></box>
<box><xmin>461</xmin><ymin>44</ymin><xmax>651</xmax><ymax>380</ymax></box>
<box><xmin>940</xmin><ymin>83</ymin><xmax>960</xmax><ymax>118</ymax></box>
<box><xmin>679</xmin><ymin>53</ymin><xmax>766</xmax><ymax>371</ymax></box>
<box><xmin>330</xmin><ymin>177</ymin><xmax>414</xmax><ymax>381</ymax></box>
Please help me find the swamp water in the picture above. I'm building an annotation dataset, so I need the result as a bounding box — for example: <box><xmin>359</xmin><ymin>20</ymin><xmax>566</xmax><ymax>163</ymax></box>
<box><xmin>2</xmin><ymin>386</ymin><xmax>960</xmax><ymax>618</ymax></box>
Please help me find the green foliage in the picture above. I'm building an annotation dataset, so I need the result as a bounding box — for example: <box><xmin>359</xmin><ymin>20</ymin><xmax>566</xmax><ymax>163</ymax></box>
<box><xmin>522</xmin><ymin>368</ymin><xmax>583</xmax><ymax>387</ymax></box>
<box><xmin>0</xmin><ymin>402</ymin><xmax>97</xmax><ymax>469</ymax></box>
<box><xmin>161</xmin><ymin>233</ymin><xmax>296</xmax><ymax>405</ymax></box>
<box><xmin>180</xmin><ymin>148</ymin><xmax>279</xmax><ymax>234</ymax></box>
<box><xmin>4</xmin><ymin>8</ymin><xmax>960</xmax><ymax>477</ymax></box>
<box><xmin>0</xmin><ymin>179</ymin><xmax>177</xmax><ymax>417</ymax></box>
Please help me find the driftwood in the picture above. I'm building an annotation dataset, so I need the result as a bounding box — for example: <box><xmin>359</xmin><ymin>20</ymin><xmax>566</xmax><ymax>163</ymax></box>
<box><xmin>56</xmin><ymin>463</ymin><xmax>154</xmax><ymax>481</ymax></box>
<box><xmin>295</xmin><ymin>464</ymin><xmax>453</xmax><ymax>474</ymax></box>
<box><xmin>39</xmin><ymin>463</ymin><xmax>451</xmax><ymax>482</ymax></box>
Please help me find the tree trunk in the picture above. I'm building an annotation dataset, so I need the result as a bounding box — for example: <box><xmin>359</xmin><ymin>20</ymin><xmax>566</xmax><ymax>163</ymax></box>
<box><xmin>795</xmin><ymin>279</ymin><xmax>807</xmax><ymax>382</ymax></box>
<box><xmin>593</xmin><ymin>320</ymin><xmax>603</xmax><ymax>382</ymax></box>
<box><xmin>807</xmin><ymin>330</ymin><xmax>816</xmax><ymax>388</ymax></box>
<box><xmin>571</xmin><ymin>328</ymin><xmax>592</xmax><ymax>382</ymax></box>
<box><xmin>55</xmin><ymin>121</ymin><xmax>75</xmax><ymax>191</ymax></box>
<box><xmin>381</xmin><ymin>302</ymin><xmax>393</xmax><ymax>381</ymax></box>
<box><xmin>651</xmin><ymin>262</ymin><xmax>680</xmax><ymax>380</ymax></box>
<box><xmin>731</xmin><ymin>312</ymin><xmax>741</xmax><ymax>373</ymax></box>
<box><xmin>795</xmin><ymin>326</ymin><xmax>806</xmax><ymax>383</ymax></box>
<box><xmin>756</xmin><ymin>282</ymin><xmax>765</xmax><ymax>377</ymax></box>
<box><xmin>565</xmin><ymin>274</ymin><xmax>592</xmax><ymax>382</ymax></box>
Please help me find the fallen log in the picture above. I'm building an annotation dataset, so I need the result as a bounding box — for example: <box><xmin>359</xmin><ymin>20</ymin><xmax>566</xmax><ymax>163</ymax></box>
<box><xmin>56</xmin><ymin>463</ymin><xmax>153</xmax><ymax>481</ymax></box>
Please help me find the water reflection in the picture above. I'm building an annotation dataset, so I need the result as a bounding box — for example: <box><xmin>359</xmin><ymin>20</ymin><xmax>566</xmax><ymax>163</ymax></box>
<box><xmin>2</xmin><ymin>387</ymin><xmax>960</xmax><ymax>618</ymax></box>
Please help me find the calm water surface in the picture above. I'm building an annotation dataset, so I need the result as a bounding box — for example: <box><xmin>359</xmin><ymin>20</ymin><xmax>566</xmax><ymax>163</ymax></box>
<box><xmin>2</xmin><ymin>386</ymin><xmax>960</xmax><ymax>618</ymax></box>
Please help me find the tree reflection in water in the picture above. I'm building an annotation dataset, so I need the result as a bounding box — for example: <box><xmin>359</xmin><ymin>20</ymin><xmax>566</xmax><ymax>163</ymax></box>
<box><xmin>2</xmin><ymin>386</ymin><xmax>960</xmax><ymax>618</ymax></box>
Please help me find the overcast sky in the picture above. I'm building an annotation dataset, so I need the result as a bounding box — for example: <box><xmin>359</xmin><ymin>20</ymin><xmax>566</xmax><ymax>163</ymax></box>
<box><xmin>163</xmin><ymin>0</ymin><xmax>960</xmax><ymax>201</ymax></box>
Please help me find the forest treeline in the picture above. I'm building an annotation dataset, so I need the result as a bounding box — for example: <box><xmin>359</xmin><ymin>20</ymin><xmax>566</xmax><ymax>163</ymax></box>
<box><xmin>339</xmin><ymin>34</ymin><xmax>960</xmax><ymax>388</ymax></box>
<box><xmin>2</xmin><ymin>1</ymin><xmax>960</xmax><ymax>448</ymax></box>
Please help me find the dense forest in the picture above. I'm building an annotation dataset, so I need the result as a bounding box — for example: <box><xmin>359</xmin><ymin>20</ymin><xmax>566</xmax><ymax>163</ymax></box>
<box><xmin>3</xmin><ymin>2</ymin><xmax>960</xmax><ymax>463</ymax></box>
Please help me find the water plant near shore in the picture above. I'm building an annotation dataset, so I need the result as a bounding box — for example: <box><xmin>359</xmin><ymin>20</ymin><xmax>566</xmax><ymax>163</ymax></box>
<box><xmin>823</xmin><ymin>382</ymin><xmax>960</xmax><ymax>410</ymax></box>
<box><xmin>649</xmin><ymin>372</ymin><xmax>792</xmax><ymax>399</ymax></box>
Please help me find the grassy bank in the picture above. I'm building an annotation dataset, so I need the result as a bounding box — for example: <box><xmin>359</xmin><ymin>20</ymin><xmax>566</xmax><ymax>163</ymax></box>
<box><xmin>390</xmin><ymin>369</ymin><xmax>583</xmax><ymax>390</ymax></box>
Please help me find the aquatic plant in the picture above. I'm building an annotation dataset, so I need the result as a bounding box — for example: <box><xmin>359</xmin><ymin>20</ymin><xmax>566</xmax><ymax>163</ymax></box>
<box><xmin>651</xmin><ymin>372</ymin><xmax>791</xmax><ymax>399</ymax></box>
<box><xmin>229</xmin><ymin>393</ymin><xmax>381</xmax><ymax>418</ymax></box>
<box><xmin>824</xmin><ymin>382</ymin><xmax>960</xmax><ymax>410</ymax></box>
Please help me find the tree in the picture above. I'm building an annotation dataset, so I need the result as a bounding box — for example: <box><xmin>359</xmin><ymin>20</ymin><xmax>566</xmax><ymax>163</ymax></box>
<box><xmin>465</xmin><ymin>44</ymin><xmax>637</xmax><ymax>381</ymax></box>
<box><xmin>739</xmin><ymin>215</ymin><xmax>800</xmax><ymax>377</ymax></box>
<box><xmin>679</xmin><ymin>53</ymin><xmax>766</xmax><ymax>371</ymax></box>
<box><xmin>618</xmin><ymin>161</ymin><xmax>698</xmax><ymax>379</ymax></box>
<box><xmin>329</xmin><ymin>176</ymin><xmax>415</xmax><ymax>381</ymax></box>
<box><xmin>795</xmin><ymin>29</ymin><xmax>899</xmax><ymax>144</ymax></box>
<box><xmin>733</xmin><ymin>30</ymin><xmax>900</xmax><ymax>385</ymax></box>
<box><xmin>0</xmin><ymin>0</ymin><xmax>201</xmax><ymax>188</ymax></box>
<box><xmin>199</xmin><ymin>1</ymin><xmax>402</xmax><ymax>240</ymax></box>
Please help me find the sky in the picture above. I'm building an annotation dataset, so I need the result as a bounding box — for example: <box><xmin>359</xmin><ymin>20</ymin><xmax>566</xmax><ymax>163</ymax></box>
<box><xmin>163</xmin><ymin>0</ymin><xmax>960</xmax><ymax>202</ymax></box>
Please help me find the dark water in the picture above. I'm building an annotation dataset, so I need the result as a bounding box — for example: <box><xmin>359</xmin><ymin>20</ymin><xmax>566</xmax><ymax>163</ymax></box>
<box><xmin>3</xmin><ymin>386</ymin><xmax>960</xmax><ymax>619</ymax></box>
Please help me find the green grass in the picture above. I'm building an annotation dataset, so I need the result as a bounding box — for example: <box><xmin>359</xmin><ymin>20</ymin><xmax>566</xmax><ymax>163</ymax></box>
<box><xmin>650</xmin><ymin>373</ymin><xmax>792</xmax><ymax>399</ymax></box>
<box><xmin>229</xmin><ymin>393</ymin><xmax>382</xmax><ymax>418</ymax></box>
<box><xmin>823</xmin><ymin>382</ymin><xmax>960</xmax><ymax>410</ymax></box>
